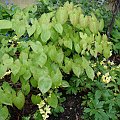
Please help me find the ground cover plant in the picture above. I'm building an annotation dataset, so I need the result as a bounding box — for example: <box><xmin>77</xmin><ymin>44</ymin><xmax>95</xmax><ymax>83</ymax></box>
<box><xmin>0</xmin><ymin>1</ymin><xmax>120</xmax><ymax>120</ymax></box>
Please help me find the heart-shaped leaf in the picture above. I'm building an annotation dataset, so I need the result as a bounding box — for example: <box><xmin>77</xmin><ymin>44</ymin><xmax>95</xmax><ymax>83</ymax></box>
<box><xmin>13</xmin><ymin>91</ymin><xmax>25</xmax><ymax>110</ymax></box>
<box><xmin>38</xmin><ymin>75</ymin><xmax>52</xmax><ymax>94</ymax></box>
<box><xmin>47</xmin><ymin>93</ymin><xmax>58</xmax><ymax>108</ymax></box>
<box><xmin>85</xmin><ymin>65</ymin><xmax>94</xmax><ymax>80</ymax></box>
<box><xmin>0</xmin><ymin>106</ymin><xmax>9</xmax><ymax>120</ymax></box>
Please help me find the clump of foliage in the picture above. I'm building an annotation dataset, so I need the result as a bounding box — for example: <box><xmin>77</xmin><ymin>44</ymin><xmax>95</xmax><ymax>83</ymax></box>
<box><xmin>1</xmin><ymin>1</ymin><xmax>119</xmax><ymax>120</ymax></box>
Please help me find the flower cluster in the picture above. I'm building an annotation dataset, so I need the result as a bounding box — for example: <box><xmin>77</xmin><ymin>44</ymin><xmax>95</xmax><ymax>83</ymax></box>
<box><xmin>102</xmin><ymin>72</ymin><xmax>111</xmax><ymax>84</ymax></box>
<box><xmin>37</xmin><ymin>100</ymin><xmax>51</xmax><ymax>120</ymax></box>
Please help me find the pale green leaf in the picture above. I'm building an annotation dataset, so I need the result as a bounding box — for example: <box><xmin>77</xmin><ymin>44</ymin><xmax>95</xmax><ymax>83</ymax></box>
<box><xmin>85</xmin><ymin>65</ymin><xmax>94</xmax><ymax>80</ymax></box>
<box><xmin>72</xmin><ymin>63</ymin><xmax>83</xmax><ymax>77</ymax></box>
<box><xmin>56</xmin><ymin>7</ymin><xmax>68</xmax><ymax>24</ymax></box>
<box><xmin>54</xmin><ymin>23</ymin><xmax>63</xmax><ymax>35</ymax></box>
<box><xmin>38</xmin><ymin>52</ymin><xmax>47</xmax><ymax>67</ymax></box>
<box><xmin>55</xmin><ymin>48</ymin><xmax>64</xmax><ymax>64</ymax></box>
<box><xmin>11</xmin><ymin>59</ymin><xmax>21</xmax><ymax>76</ymax></box>
<box><xmin>11</xmin><ymin>73</ymin><xmax>19</xmax><ymax>84</ymax></box>
<box><xmin>82</xmin><ymin>56</ymin><xmax>89</xmax><ymax>69</ymax></box>
<box><xmin>61</xmin><ymin>80</ymin><xmax>70</xmax><ymax>87</ymax></box>
<box><xmin>38</xmin><ymin>75</ymin><xmax>52</xmax><ymax>94</ymax></box>
<box><xmin>12</xmin><ymin>19</ymin><xmax>26</xmax><ymax>37</ymax></box>
<box><xmin>29</xmin><ymin>41</ymin><xmax>43</xmax><ymax>53</ymax></box>
<box><xmin>41</xmin><ymin>30</ymin><xmax>51</xmax><ymax>43</ymax></box>
<box><xmin>0</xmin><ymin>20</ymin><xmax>12</xmax><ymax>29</ymax></box>
<box><xmin>64</xmin><ymin>38</ymin><xmax>72</xmax><ymax>50</ymax></box>
<box><xmin>74</xmin><ymin>43</ymin><xmax>81</xmax><ymax>54</ymax></box>
<box><xmin>27</xmin><ymin>19</ymin><xmax>36</xmax><ymax>37</ymax></box>
<box><xmin>19</xmin><ymin>52</ymin><xmax>28</xmax><ymax>64</ymax></box>
<box><xmin>99</xmin><ymin>19</ymin><xmax>104</xmax><ymax>32</ymax></box>
<box><xmin>23</xmin><ymin>70</ymin><xmax>31</xmax><ymax>81</ymax></box>
<box><xmin>48</xmin><ymin>45</ymin><xmax>57</xmax><ymax>61</ymax></box>
<box><xmin>52</xmin><ymin>69</ymin><xmax>62</xmax><ymax>88</ymax></box>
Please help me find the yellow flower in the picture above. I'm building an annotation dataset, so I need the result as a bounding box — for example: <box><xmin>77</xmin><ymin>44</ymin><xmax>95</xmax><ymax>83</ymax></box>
<box><xmin>97</xmin><ymin>71</ymin><xmax>101</xmax><ymax>77</ymax></box>
<box><xmin>110</xmin><ymin>61</ymin><xmax>114</xmax><ymax>65</ymax></box>
<box><xmin>108</xmin><ymin>60</ymin><xmax>114</xmax><ymax>65</ymax></box>
<box><xmin>105</xmin><ymin>72</ymin><xmax>109</xmax><ymax>76</ymax></box>
<box><xmin>38</xmin><ymin>100</ymin><xmax>45</xmax><ymax>109</ymax></box>
<box><xmin>101</xmin><ymin>72</ymin><xmax>111</xmax><ymax>84</ymax></box>
<box><xmin>104</xmin><ymin>65</ymin><xmax>107</xmax><ymax>69</ymax></box>
<box><xmin>110</xmin><ymin>51</ymin><xmax>112</xmax><ymax>56</ymax></box>
<box><xmin>100</xmin><ymin>61</ymin><xmax>105</xmax><ymax>65</ymax></box>
<box><xmin>92</xmin><ymin>63</ymin><xmax>96</xmax><ymax>67</ymax></box>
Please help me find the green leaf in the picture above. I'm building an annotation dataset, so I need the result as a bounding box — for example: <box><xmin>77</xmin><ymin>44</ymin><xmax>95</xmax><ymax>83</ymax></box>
<box><xmin>22</xmin><ymin>82</ymin><xmax>30</xmax><ymax>95</ymax></box>
<box><xmin>64</xmin><ymin>38</ymin><xmax>72</xmax><ymax>50</ymax></box>
<box><xmin>50</xmin><ymin>28</ymin><xmax>59</xmax><ymax>42</ymax></box>
<box><xmin>95</xmin><ymin>90</ymin><xmax>102</xmax><ymax>100</ymax></box>
<box><xmin>1</xmin><ymin>92</ymin><xmax>13</xmax><ymax>106</ymax></box>
<box><xmin>48</xmin><ymin>45</ymin><xmax>57</xmax><ymax>61</ymax></box>
<box><xmin>11</xmin><ymin>73</ymin><xmax>19</xmax><ymax>84</ymax></box>
<box><xmin>38</xmin><ymin>52</ymin><xmax>47</xmax><ymax>67</ymax></box>
<box><xmin>2</xmin><ymin>54</ymin><xmax>13</xmax><ymax>68</ymax></box>
<box><xmin>85</xmin><ymin>65</ymin><xmax>94</xmax><ymax>80</ymax></box>
<box><xmin>13</xmin><ymin>91</ymin><xmax>25</xmax><ymax>110</ymax></box>
<box><xmin>27</xmin><ymin>19</ymin><xmax>36</xmax><ymax>37</ymax></box>
<box><xmin>79</xmin><ymin>14</ymin><xmax>88</xmax><ymax>29</ymax></box>
<box><xmin>61</xmin><ymin>80</ymin><xmax>70</xmax><ymax>87</ymax></box>
<box><xmin>0</xmin><ymin>20</ymin><xmax>12</xmax><ymax>29</ymax></box>
<box><xmin>99</xmin><ymin>19</ymin><xmax>104</xmax><ymax>32</ymax></box>
<box><xmin>47</xmin><ymin>93</ymin><xmax>58</xmax><ymax>108</ymax></box>
<box><xmin>84</xmin><ymin>108</ymin><xmax>91</xmax><ymax>113</ymax></box>
<box><xmin>63</xmin><ymin>57</ymin><xmax>73</xmax><ymax>74</ymax></box>
<box><xmin>54</xmin><ymin>23</ymin><xmax>63</xmax><ymax>35</ymax></box>
<box><xmin>69</xmin><ymin>10</ymin><xmax>79</xmax><ymax>26</ymax></box>
<box><xmin>89</xmin><ymin>21</ymin><xmax>99</xmax><ymax>34</ymax></box>
<box><xmin>72</xmin><ymin>63</ymin><xmax>83</xmax><ymax>77</ymax></box>
<box><xmin>19</xmin><ymin>52</ymin><xmax>28</xmax><ymax>64</ymax></box>
<box><xmin>30</xmin><ymin>77</ymin><xmax>38</xmax><ymax>88</ymax></box>
<box><xmin>41</xmin><ymin>30</ymin><xmax>51</xmax><ymax>43</ymax></box>
<box><xmin>12</xmin><ymin>19</ymin><xmax>26</xmax><ymax>37</ymax></box>
<box><xmin>103</xmin><ymin>47</ymin><xmax>111</xmax><ymax>59</ymax></box>
<box><xmin>29</xmin><ymin>41</ymin><xmax>43</xmax><ymax>53</ymax></box>
<box><xmin>23</xmin><ymin>70</ymin><xmax>31</xmax><ymax>81</ymax></box>
<box><xmin>52</xmin><ymin>69</ymin><xmax>62</xmax><ymax>88</ymax></box>
<box><xmin>0</xmin><ymin>106</ymin><xmax>9</xmax><ymax>120</ymax></box>
<box><xmin>56</xmin><ymin>7</ymin><xmax>68</xmax><ymax>24</ymax></box>
<box><xmin>38</xmin><ymin>75</ymin><xmax>52</xmax><ymax>94</ymax></box>
<box><xmin>34</xmin><ymin>22</ymin><xmax>41</xmax><ymax>39</ymax></box>
<box><xmin>74</xmin><ymin>43</ymin><xmax>81</xmax><ymax>54</ymax></box>
<box><xmin>55</xmin><ymin>49</ymin><xmax>64</xmax><ymax>64</ymax></box>
<box><xmin>99</xmin><ymin>109</ymin><xmax>109</xmax><ymax>120</ymax></box>
<box><xmin>82</xmin><ymin>56</ymin><xmax>89</xmax><ymax>69</ymax></box>
<box><xmin>11</xmin><ymin>59</ymin><xmax>21</xmax><ymax>76</ymax></box>
<box><xmin>31</xmin><ymin>94</ymin><xmax>41</xmax><ymax>105</ymax></box>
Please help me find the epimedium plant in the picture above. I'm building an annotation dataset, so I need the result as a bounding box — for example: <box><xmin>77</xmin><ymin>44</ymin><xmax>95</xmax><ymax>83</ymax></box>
<box><xmin>0</xmin><ymin>1</ymin><xmax>112</xmax><ymax>119</ymax></box>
